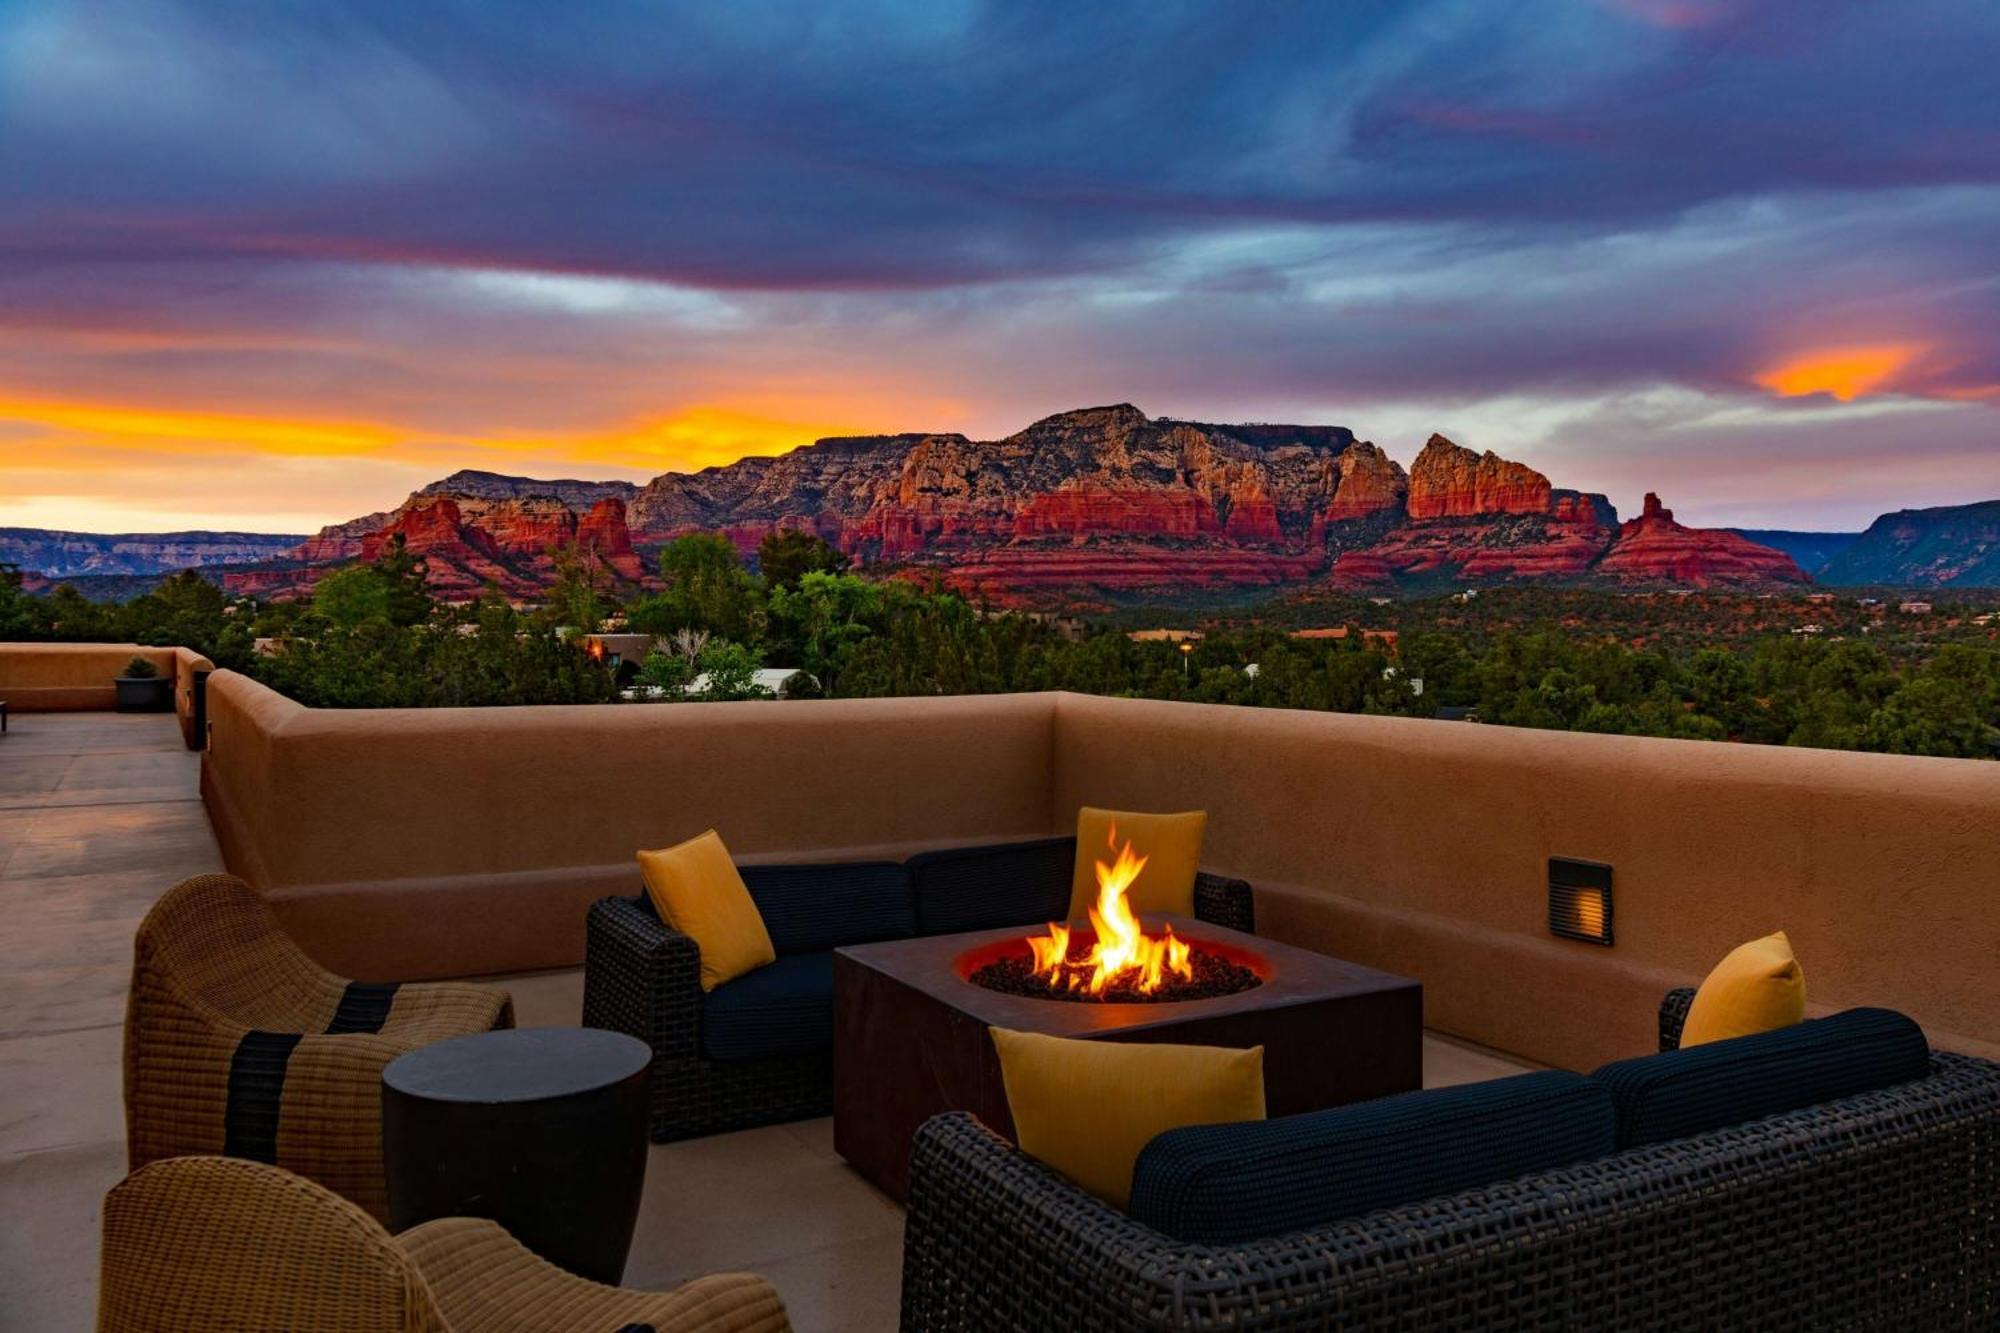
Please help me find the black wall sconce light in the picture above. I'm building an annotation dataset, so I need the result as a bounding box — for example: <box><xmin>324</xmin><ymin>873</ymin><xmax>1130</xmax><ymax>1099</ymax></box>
<box><xmin>1549</xmin><ymin>857</ymin><xmax>1613</xmax><ymax>945</ymax></box>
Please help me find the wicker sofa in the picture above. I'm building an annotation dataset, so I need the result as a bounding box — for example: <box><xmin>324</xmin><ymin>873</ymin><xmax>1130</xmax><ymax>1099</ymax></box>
<box><xmin>583</xmin><ymin>835</ymin><xmax>1254</xmax><ymax>1142</ymax></box>
<box><xmin>900</xmin><ymin>989</ymin><xmax>2000</xmax><ymax>1331</ymax></box>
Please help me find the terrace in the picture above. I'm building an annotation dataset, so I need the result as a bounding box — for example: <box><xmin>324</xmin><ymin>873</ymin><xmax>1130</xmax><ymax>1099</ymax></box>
<box><xmin>2</xmin><ymin>643</ymin><xmax>1996</xmax><ymax>1328</ymax></box>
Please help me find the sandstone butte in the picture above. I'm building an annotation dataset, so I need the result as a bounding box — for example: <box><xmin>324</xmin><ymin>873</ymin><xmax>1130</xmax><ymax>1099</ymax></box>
<box><xmin>224</xmin><ymin>403</ymin><xmax>1808</xmax><ymax>603</ymax></box>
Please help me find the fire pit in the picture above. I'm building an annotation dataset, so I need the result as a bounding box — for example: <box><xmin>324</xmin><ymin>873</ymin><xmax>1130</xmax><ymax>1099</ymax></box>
<box><xmin>833</xmin><ymin>915</ymin><xmax>1422</xmax><ymax>1200</ymax></box>
<box><xmin>965</xmin><ymin>833</ymin><xmax>1263</xmax><ymax>1003</ymax></box>
<box><xmin>968</xmin><ymin>942</ymin><xmax>1260</xmax><ymax>1003</ymax></box>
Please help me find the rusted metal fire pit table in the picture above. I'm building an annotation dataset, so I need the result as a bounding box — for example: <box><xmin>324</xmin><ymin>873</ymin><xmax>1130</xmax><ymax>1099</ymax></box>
<box><xmin>832</xmin><ymin>916</ymin><xmax>1422</xmax><ymax>1200</ymax></box>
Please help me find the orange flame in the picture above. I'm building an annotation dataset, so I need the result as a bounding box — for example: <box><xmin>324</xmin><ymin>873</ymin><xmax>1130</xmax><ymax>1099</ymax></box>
<box><xmin>1024</xmin><ymin>829</ymin><xmax>1195</xmax><ymax>997</ymax></box>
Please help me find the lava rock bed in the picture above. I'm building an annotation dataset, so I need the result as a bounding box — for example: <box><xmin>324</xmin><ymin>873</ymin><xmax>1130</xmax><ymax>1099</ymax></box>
<box><xmin>969</xmin><ymin>949</ymin><xmax>1262</xmax><ymax>1003</ymax></box>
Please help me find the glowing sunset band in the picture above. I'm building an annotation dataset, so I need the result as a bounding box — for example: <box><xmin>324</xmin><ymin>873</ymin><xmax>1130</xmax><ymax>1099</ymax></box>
<box><xmin>1755</xmin><ymin>344</ymin><xmax>1923</xmax><ymax>402</ymax></box>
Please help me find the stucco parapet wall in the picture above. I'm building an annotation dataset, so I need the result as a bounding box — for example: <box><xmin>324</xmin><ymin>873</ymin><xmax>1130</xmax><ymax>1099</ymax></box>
<box><xmin>197</xmin><ymin>671</ymin><xmax>1999</xmax><ymax>1069</ymax></box>
<box><xmin>1049</xmin><ymin>691</ymin><xmax>2000</xmax><ymax>1065</ymax></box>
<box><xmin>0</xmin><ymin>643</ymin><xmax>209</xmax><ymax>738</ymax></box>
<box><xmin>0</xmin><ymin>641</ymin><xmax>174</xmax><ymax>703</ymax></box>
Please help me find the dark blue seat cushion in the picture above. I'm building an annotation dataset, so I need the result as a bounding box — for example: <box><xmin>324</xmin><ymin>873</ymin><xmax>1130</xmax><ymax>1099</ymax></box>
<box><xmin>700</xmin><ymin>951</ymin><xmax>834</xmax><ymax>1062</ymax></box>
<box><xmin>908</xmin><ymin>836</ymin><xmax>1075</xmax><ymax>935</ymax></box>
<box><xmin>1128</xmin><ymin>1070</ymin><xmax>1615</xmax><ymax>1244</ymax></box>
<box><xmin>738</xmin><ymin>860</ymin><xmax>914</xmax><ymax>954</ymax></box>
<box><xmin>1591</xmin><ymin>1007</ymin><xmax>1930</xmax><ymax>1149</ymax></box>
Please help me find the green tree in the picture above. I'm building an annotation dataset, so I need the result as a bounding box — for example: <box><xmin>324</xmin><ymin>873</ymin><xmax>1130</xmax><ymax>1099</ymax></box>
<box><xmin>635</xmin><ymin>637</ymin><xmax>769</xmax><ymax>701</ymax></box>
<box><xmin>370</xmin><ymin>534</ymin><xmax>436</xmax><ymax>628</ymax></box>
<box><xmin>312</xmin><ymin>565</ymin><xmax>395</xmax><ymax>628</ymax></box>
<box><xmin>636</xmin><ymin>650</ymin><xmax>695</xmax><ymax>697</ymax></box>
<box><xmin>766</xmin><ymin>571</ymin><xmax>883</xmax><ymax>696</ymax></box>
<box><xmin>689</xmin><ymin>638</ymin><xmax>768</xmax><ymax>701</ymax></box>
<box><xmin>627</xmin><ymin>534</ymin><xmax>764</xmax><ymax>644</ymax></box>
<box><xmin>1864</xmin><ymin>674</ymin><xmax>1999</xmax><ymax>757</ymax></box>
<box><xmin>545</xmin><ymin>538</ymin><xmax>608</xmax><ymax>633</ymax></box>
<box><xmin>0</xmin><ymin>563</ymin><xmax>44</xmax><ymax>638</ymax></box>
<box><xmin>756</xmin><ymin>529</ymin><xmax>848</xmax><ymax>590</ymax></box>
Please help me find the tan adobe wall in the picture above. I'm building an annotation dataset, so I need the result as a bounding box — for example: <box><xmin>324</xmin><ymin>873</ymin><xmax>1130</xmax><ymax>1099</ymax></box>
<box><xmin>169</xmin><ymin>647</ymin><xmax>214</xmax><ymax>747</ymax></box>
<box><xmin>1050</xmin><ymin>693</ymin><xmax>2000</xmax><ymax>1069</ymax></box>
<box><xmin>201</xmin><ymin>672</ymin><xmax>1058</xmax><ymax>980</ymax></box>
<box><xmin>0</xmin><ymin>643</ymin><xmax>205</xmax><ymax>725</ymax></box>
<box><xmin>197</xmin><ymin>673</ymin><xmax>2000</xmax><ymax>1069</ymax></box>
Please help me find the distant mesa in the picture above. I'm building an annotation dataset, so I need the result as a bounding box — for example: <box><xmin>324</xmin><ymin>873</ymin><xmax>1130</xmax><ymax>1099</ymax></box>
<box><xmin>1817</xmin><ymin>499</ymin><xmax>2000</xmax><ymax>588</ymax></box>
<box><xmin>1722</xmin><ymin>529</ymin><xmax>1862</xmax><ymax>577</ymax></box>
<box><xmin>189</xmin><ymin>403</ymin><xmax>1833</xmax><ymax>604</ymax></box>
<box><xmin>0</xmin><ymin>528</ymin><xmax>305</xmax><ymax>579</ymax></box>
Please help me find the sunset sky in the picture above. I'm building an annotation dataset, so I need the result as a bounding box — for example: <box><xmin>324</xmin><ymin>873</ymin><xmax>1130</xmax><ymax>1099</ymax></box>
<box><xmin>3</xmin><ymin>0</ymin><xmax>1996</xmax><ymax>535</ymax></box>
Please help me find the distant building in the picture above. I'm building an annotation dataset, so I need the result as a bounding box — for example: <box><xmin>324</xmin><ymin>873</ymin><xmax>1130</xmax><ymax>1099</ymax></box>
<box><xmin>580</xmin><ymin>632</ymin><xmax>658</xmax><ymax>669</ymax></box>
<box><xmin>1127</xmin><ymin>628</ymin><xmax>1204</xmax><ymax>643</ymax></box>
<box><xmin>1792</xmin><ymin>623</ymin><xmax>1825</xmax><ymax>636</ymax></box>
<box><xmin>623</xmin><ymin>667</ymin><xmax>811</xmax><ymax>702</ymax></box>
<box><xmin>1899</xmin><ymin>601</ymin><xmax>1933</xmax><ymax>615</ymax></box>
<box><xmin>1806</xmin><ymin>593</ymin><xmax>1838</xmax><ymax>604</ymax></box>
<box><xmin>980</xmin><ymin>608</ymin><xmax>1086</xmax><ymax>640</ymax></box>
<box><xmin>684</xmin><ymin>667</ymin><xmax>808</xmax><ymax>698</ymax></box>
<box><xmin>1290</xmin><ymin>627</ymin><xmax>1399</xmax><ymax>647</ymax></box>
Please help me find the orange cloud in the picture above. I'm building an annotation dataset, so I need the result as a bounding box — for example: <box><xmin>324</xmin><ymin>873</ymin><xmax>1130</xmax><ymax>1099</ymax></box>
<box><xmin>1754</xmin><ymin>344</ymin><xmax>1924</xmax><ymax>402</ymax></box>
<box><xmin>540</xmin><ymin>389</ymin><xmax>969</xmax><ymax>474</ymax></box>
<box><xmin>559</xmin><ymin>404</ymin><xmax>866</xmax><ymax>472</ymax></box>
<box><xmin>0</xmin><ymin>393</ymin><xmax>400</xmax><ymax>458</ymax></box>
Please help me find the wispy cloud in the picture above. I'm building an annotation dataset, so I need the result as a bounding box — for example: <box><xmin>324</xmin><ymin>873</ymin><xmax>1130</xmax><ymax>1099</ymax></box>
<box><xmin>1</xmin><ymin>0</ymin><xmax>1996</xmax><ymax>531</ymax></box>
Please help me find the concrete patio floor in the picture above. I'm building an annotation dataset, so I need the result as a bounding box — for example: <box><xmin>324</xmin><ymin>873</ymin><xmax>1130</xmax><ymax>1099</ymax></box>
<box><xmin>0</xmin><ymin>711</ymin><xmax>1535</xmax><ymax>1331</ymax></box>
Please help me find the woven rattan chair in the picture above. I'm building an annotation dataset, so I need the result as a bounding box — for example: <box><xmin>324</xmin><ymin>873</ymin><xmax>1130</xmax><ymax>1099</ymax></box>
<box><xmin>125</xmin><ymin>874</ymin><xmax>516</xmax><ymax>1221</ymax></box>
<box><xmin>99</xmin><ymin>1155</ymin><xmax>790</xmax><ymax>1332</ymax></box>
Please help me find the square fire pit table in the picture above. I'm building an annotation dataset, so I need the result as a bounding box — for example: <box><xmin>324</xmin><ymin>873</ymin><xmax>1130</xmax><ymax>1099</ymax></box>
<box><xmin>833</xmin><ymin>916</ymin><xmax>1422</xmax><ymax>1200</ymax></box>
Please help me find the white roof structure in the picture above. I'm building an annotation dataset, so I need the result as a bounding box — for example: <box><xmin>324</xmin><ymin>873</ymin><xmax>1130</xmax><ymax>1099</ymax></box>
<box><xmin>686</xmin><ymin>667</ymin><xmax>807</xmax><ymax>696</ymax></box>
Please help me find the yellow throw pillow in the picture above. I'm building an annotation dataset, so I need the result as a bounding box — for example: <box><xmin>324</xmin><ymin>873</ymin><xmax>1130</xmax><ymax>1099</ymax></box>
<box><xmin>1681</xmin><ymin>931</ymin><xmax>1806</xmax><ymax>1047</ymax></box>
<box><xmin>1068</xmin><ymin>807</ymin><xmax>1207</xmax><ymax>921</ymax></box>
<box><xmin>637</xmin><ymin>830</ymin><xmax>775</xmax><ymax>992</ymax></box>
<box><xmin>990</xmin><ymin>1028</ymin><xmax>1264</xmax><ymax>1208</ymax></box>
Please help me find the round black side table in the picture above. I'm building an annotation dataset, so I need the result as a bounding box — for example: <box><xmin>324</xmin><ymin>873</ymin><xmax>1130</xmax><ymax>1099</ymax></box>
<box><xmin>382</xmin><ymin>1027</ymin><xmax>651</xmax><ymax>1283</ymax></box>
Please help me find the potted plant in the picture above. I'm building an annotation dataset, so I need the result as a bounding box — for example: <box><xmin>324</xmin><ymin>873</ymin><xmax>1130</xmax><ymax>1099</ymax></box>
<box><xmin>115</xmin><ymin>656</ymin><xmax>173</xmax><ymax>713</ymax></box>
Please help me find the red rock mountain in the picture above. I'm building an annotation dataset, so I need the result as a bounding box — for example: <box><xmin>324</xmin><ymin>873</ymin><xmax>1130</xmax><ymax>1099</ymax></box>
<box><xmin>1594</xmin><ymin>494</ymin><xmax>1810</xmax><ymax>587</ymax></box>
<box><xmin>229</xmin><ymin>405</ymin><xmax>1806</xmax><ymax>603</ymax></box>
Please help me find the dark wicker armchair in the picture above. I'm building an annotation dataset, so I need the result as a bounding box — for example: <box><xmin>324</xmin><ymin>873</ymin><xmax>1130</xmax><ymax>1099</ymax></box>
<box><xmin>900</xmin><ymin>989</ymin><xmax>2000</xmax><ymax>1331</ymax></box>
<box><xmin>584</xmin><ymin>836</ymin><xmax>1254</xmax><ymax>1142</ymax></box>
<box><xmin>125</xmin><ymin>874</ymin><xmax>514</xmax><ymax>1221</ymax></box>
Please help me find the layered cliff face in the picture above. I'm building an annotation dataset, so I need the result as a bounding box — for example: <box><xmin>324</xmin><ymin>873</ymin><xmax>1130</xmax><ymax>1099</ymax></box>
<box><xmin>282</xmin><ymin>491</ymin><xmax>647</xmax><ymax>598</ymax></box>
<box><xmin>622</xmin><ymin>405</ymin><xmax>1374</xmax><ymax>596</ymax></box>
<box><xmin>1344</xmin><ymin>435</ymin><xmax>1622</xmax><ymax>585</ymax></box>
<box><xmin>234</xmin><ymin>405</ymin><xmax>1807</xmax><ymax>603</ymax></box>
<box><xmin>1593</xmin><ymin>494</ymin><xmax>1809</xmax><ymax>587</ymax></box>
<box><xmin>0</xmin><ymin>527</ymin><xmax>305</xmax><ymax>578</ymax></box>
<box><xmin>1405</xmin><ymin>435</ymin><xmax>1551</xmax><ymax>519</ymax></box>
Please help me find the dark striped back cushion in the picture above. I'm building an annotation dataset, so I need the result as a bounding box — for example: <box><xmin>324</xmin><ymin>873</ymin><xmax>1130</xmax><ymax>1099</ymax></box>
<box><xmin>1591</xmin><ymin>1007</ymin><xmax>1930</xmax><ymax>1149</ymax></box>
<box><xmin>907</xmin><ymin>836</ymin><xmax>1075</xmax><ymax>935</ymax></box>
<box><xmin>1129</xmin><ymin>1070</ymin><xmax>1615</xmax><ymax>1244</ymax></box>
<box><xmin>737</xmin><ymin>861</ymin><xmax>914</xmax><ymax>954</ymax></box>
